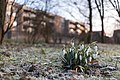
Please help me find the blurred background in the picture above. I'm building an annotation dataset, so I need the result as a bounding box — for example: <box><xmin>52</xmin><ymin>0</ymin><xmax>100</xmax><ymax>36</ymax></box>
<box><xmin>0</xmin><ymin>0</ymin><xmax>120</xmax><ymax>44</ymax></box>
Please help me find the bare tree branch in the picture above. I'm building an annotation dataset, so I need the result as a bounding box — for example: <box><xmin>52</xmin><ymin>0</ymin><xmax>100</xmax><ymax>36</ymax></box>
<box><xmin>95</xmin><ymin>0</ymin><xmax>104</xmax><ymax>43</ymax></box>
<box><xmin>95</xmin><ymin>0</ymin><xmax>101</xmax><ymax>16</ymax></box>
<box><xmin>109</xmin><ymin>0</ymin><xmax>120</xmax><ymax>17</ymax></box>
<box><xmin>4</xmin><ymin>1</ymin><xmax>26</xmax><ymax>34</ymax></box>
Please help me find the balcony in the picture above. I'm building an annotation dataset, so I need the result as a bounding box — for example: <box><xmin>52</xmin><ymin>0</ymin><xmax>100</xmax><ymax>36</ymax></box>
<box><xmin>23</xmin><ymin>13</ymin><xmax>36</xmax><ymax>18</ymax></box>
<box><xmin>23</xmin><ymin>21</ymin><xmax>33</xmax><ymax>27</ymax></box>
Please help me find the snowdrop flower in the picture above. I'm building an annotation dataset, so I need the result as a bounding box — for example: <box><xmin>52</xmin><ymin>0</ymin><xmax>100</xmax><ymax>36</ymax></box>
<box><xmin>94</xmin><ymin>46</ymin><xmax>98</xmax><ymax>51</ymax></box>
<box><xmin>70</xmin><ymin>47</ymin><xmax>74</xmax><ymax>52</ymax></box>
<box><xmin>88</xmin><ymin>47</ymin><xmax>92</xmax><ymax>52</ymax></box>
<box><xmin>89</xmin><ymin>56</ymin><xmax>92</xmax><ymax>62</ymax></box>
<box><xmin>86</xmin><ymin>51</ymin><xmax>89</xmax><ymax>56</ymax></box>
<box><xmin>86</xmin><ymin>47</ymin><xmax>91</xmax><ymax>56</ymax></box>
<box><xmin>78</xmin><ymin>49</ymin><xmax>81</xmax><ymax>51</ymax></box>
<box><xmin>92</xmin><ymin>53</ymin><xmax>97</xmax><ymax>59</ymax></box>
<box><xmin>71</xmin><ymin>41</ymin><xmax>74</xmax><ymax>47</ymax></box>
<box><xmin>85</xmin><ymin>59</ymin><xmax>87</xmax><ymax>64</ymax></box>
<box><xmin>69</xmin><ymin>48</ymin><xmax>72</xmax><ymax>52</ymax></box>
<box><xmin>79</xmin><ymin>55</ymin><xmax>82</xmax><ymax>61</ymax></box>
<box><xmin>63</xmin><ymin>49</ymin><xmax>67</xmax><ymax>55</ymax></box>
<box><xmin>80</xmin><ymin>44</ymin><xmax>84</xmax><ymax>50</ymax></box>
<box><xmin>75</xmin><ymin>53</ymin><xmax>78</xmax><ymax>59</ymax></box>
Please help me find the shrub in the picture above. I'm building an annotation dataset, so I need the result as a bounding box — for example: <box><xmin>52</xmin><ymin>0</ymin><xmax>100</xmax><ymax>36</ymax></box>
<box><xmin>60</xmin><ymin>42</ymin><xmax>99</xmax><ymax>72</ymax></box>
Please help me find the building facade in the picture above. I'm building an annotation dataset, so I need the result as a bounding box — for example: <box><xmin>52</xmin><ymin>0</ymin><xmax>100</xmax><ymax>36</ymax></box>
<box><xmin>5</xmin><ymin>2</ymin><xmax>88</xmax><ymax>43</ymax></box>
<box><xmin>6</xmin><ymin>1</ymin><xmax>120</xmax><ymax>44</ymax></box>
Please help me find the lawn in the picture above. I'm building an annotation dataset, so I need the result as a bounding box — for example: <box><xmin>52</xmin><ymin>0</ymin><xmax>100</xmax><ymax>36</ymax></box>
<box><xmin>0</xmin><ymin>42</ymin><xmax>120</xmax><ymax>80</ymax></box>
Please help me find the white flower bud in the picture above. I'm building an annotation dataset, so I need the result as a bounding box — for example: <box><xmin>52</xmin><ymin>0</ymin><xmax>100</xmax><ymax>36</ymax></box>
<box><xmin>79</xmin><ymin>55</ymin><xmax>82</xmax><ymax>61</ymax></box>
<box><xmin>78</xmin><ymin>49</ymin><xmax>80</xmax><ymax>51</ymax></box>
<box><xmin>85</xmin><ymin>59</ymin><xmax>87</xmax><ymax>63</ymax></box>
<box><xmin>69</xmin><ymin>48</ymin><xmax>72</xmax><ymax>52</ymax></box>
<box><xmin>80</xmin><ymin>44</ymin><xmax>84</xmax><ymax>50</ymax></box>
<box><xmin>86</xmin><ymin>47</ymin><xmax>91</xmax><ymax>56</ymax></box>
<box><xmin>71</xmin><ymin>42</ymin><xmax>74</xmax><ymax>47</ymax></box>
<box><xmin>75</xmin><ymin>53</ymin><xmax>77</xmax><ymax>59</ymax></box>
<box><xmin>92</xmin><ymin>54</ymin><xmax>97</xmax><ymax>59</ymax></box>
<box><xmin>94</xmin><ymin>46</ymin><xmax>98</xmax><ymax>51</ymax></box>
<box><xmin>89</xmin><ymin>56</ymin><xmax>92</xmax><ymax>62</ymax></box>
<box><xmin>88</xmin><ymin>47</ymin><xmax>92</xmax><ymax>52</ymax></box>
<box><xmin>63</xmin><ymin>49</ymin><xmax>67</xmax><ymax>55</ymax></box>
<box><xmin>86</xmin><ymin>50</ymin><xmax>89</xmax><ymax>56</ymax></box>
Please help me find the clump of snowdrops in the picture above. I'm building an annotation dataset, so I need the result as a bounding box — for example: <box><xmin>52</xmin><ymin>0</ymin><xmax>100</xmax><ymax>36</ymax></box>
<box><xmin>60</xmin><ymin>42</ymin><xmax>99</xmax><ymax>72</ymax></box>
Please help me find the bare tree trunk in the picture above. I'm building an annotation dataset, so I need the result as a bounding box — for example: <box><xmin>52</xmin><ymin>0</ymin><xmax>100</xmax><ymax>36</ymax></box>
<box><xmin>87</xmin><ymin>0</ymin><xmax>92</xmax><ymax>43</ymax></box>
<box><xmin>101</xmin><ymin>16</ymin><xmax>104</xmax><ymax>43</ymax></box>
<box><xmin>0</xmin><ymin>28</ymin><xmax>4</xmax><ymax>44</ymax></box>
<box><xmin>0</xmin><ymin>0</ymin><xmax>7</xmax><ymax>45</ymax></box>
<box><xmin>101</xmin><ymin>0</ymin><xmax>104</xmax><ymax>43</ymax></box>
<box><xmin>95</xmin><ymin>0</ymin><xmax>104</xmax><ymax>43</ymax></box>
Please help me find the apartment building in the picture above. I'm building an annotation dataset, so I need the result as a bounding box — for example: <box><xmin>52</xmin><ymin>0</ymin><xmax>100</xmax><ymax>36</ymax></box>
<box><xmin>5</xmin><ymin>1</ymin><xmax>90</xmax><ymax>43</ymax></box>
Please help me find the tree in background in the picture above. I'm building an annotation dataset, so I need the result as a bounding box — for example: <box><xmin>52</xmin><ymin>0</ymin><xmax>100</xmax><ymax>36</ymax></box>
<box><xmin>0</xmin><ymin>0</ymin><xmax>7</xmax><ymax>44</ymax></box>
<box><xmin>95</xmin><ymin>0</ymin><xmax>105</xmax><ymax>43</ymax></box>
<box><xmin>108</xmin><ymin>0</ymin><xmax>120</xmax><ymax>44</ymax></box>
<box><xmin>109</xmin><ymin>0</ymin><xmax>120</xmax><ymax>17</ymax></box>
<box><xmin>70</xmin><ymin>0</ymin><xmax>93</xmax><ymax>43</ymax></box>
<box><xmin>30</xmin><ymin>10</ymin><xmax>53</xmax><ymax>43</ymax></box>
<box><xmin>0</xmin><ymin>0</ymin><xmax>27</xmax><ymax>44</ymax></box>
<box><xmin>60</xmin><ymin>0</ymin><xmax>93</xmax><ymax>43</ymax></box>
<box><xmin>28</xmin><ymin>0</ymin><xmax>59</xmax><ymax>43</ymax></box>
<box><xmin>109</xmin><ymin>0</ymin><xmax>120</xmax><ymax>24</ymax></box>
<box><xmin>87</xmin><ymin>0</ymin><xmax>93</xmax><ymax>43</ymax></box>
<box><xmin>41</xmin><ymin>0</ymin><xmax>55</xmax><ymax>43</ymax></box>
